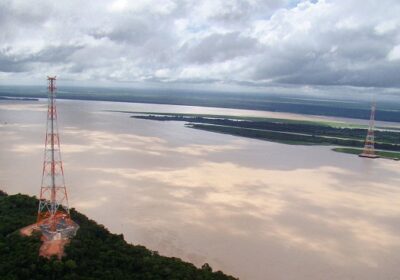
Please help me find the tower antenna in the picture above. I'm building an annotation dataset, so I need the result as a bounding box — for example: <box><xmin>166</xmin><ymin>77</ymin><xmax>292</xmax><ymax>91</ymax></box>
<box><xmin>36</xmin><ymin>76</ymin><xmax>78</xmax><ymax>252</ymax></box>
<box><xmin>359</xmin><ymin>100</ymin><xmax>379</xmax><ymax>159</ymax></box>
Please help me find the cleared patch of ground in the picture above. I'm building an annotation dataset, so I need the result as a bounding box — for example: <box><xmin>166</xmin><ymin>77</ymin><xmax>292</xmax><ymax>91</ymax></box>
<box><xmin>20</xmin><ymin>223</ymin><xmax>69</xmax><ymax>259</ymax></box>
<box><xmin>39</xmin><ymin>239</ymin><xmax>69</xmax><ymax>259</ymax></box>
<box><xmin>20</xmin><ymin>224</ymin><xmax>37</xmax><ymax>236</ymax></box>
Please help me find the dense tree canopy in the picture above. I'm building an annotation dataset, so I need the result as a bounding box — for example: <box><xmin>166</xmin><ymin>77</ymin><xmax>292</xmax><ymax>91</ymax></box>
<box><xmin>0</xmin><ymin>192</ymin><xmax>237</xmax><ymax>280</ymax></box>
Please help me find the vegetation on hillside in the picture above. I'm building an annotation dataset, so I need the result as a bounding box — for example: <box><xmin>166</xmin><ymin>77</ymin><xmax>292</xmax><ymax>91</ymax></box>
<box><xmin>0</xmin><ymin>192</ymin><xmax>237</xmax><ymax>280</ymax></box>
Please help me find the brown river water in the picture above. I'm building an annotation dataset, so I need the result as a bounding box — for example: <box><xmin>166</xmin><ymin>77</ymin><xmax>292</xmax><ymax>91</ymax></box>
<box><xmin>0</xmin><ymin>99</ymin><xmax>399</xmax><ymax>280</ymax></box>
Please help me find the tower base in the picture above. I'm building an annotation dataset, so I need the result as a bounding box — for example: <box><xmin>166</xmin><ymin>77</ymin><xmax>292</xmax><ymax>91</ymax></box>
<box><xmin>38</xmin><ymin>218</ymin><xmax>79</xmax><ymax>258</ymax></box>
<box><xmin>21</xmin><ymin>216</ymin><xmax>79</xmax><ymax>259</ymax></box>
<box><xmin>359</xmin><ymin>153</ymin><xmax>379</xmax><ymax>158</ymax></box>
<box><xmin>38</xmin><ymin>217</ymin><xmax>79</xmax><ymax>241</ymax></box>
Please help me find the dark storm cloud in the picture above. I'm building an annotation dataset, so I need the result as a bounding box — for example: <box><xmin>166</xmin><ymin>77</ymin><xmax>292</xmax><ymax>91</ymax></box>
<box><xmin>205</xmin><ymin>0</ymin><xmax>284</xmax><ymax>23</ymax></box>
<box><xmin>31</xmin><ymin>45</ymin><xmax>84</xmax><ymax>63</ymax></box>
<box><xmin>0</xmin><ymin>45</ymin><xmax>83</xmax><ymax>73</ymax></box>
<box><xmin>94</xmin><ymin>20</ymin><xmax>154</xmax><ymax>44</ymax></box>
<box><xmin>182</xmin><ymin>32</ymin><xmax>259</xmax><ymax>64</ymax></box>
<box><xmin>0</xmin><ymin>0</ymin><xmax>399</xmax><ymax>92</ymax></box>
<box><xmin>0</xmin><ymin>54</ymin><xmax>30</xmax><ymax>72</ymax></box>
<box><xmin>0</xmin><ymin>0</ymin><xmax>49</xmax><ymax>26</ymax></box>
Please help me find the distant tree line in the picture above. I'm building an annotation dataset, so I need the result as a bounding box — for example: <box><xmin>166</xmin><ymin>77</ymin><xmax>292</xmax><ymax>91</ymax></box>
<box><xmin>134</xmin><ymin>115</ymin><xmax>400</xmax><ymax>151</ymax></box>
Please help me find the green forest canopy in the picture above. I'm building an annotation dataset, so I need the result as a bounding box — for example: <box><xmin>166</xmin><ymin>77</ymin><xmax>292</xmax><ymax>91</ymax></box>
<box><xmin>0</xmin><ymin>191</ymin><xmax>237</xmax><ymax>280</ymax></box>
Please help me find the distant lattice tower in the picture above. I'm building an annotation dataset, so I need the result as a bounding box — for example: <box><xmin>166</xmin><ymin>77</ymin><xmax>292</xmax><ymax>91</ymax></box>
<box><xmin>359</xmin><ymin>101</ymin><xmax>379</xmax><ymax>159</ymax></box>
<box><xmin>37</xmin><ymin>76</ymin><xmax>78</xmax><ymax>240</ymax></box>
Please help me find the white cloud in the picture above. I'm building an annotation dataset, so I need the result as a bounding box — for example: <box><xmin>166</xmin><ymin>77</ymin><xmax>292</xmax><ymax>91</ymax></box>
<box><xmin>387</xmin><ymin>45</ymin><xmax>400</xmax><ymax>61</ymax></box>
<box><xmin>374</xmin><ymin>20</ymin><xmax>398</xmax><ymax>35</ymax></box>
<box><xmin>0</xmin><ymin>0</ymin><xmax>400</xmax><ymax>90</ymax></box>
<box><xmin>109</xmin><ymin>0</ymin><xmax>177</xmax><ymax>15</ymax></box>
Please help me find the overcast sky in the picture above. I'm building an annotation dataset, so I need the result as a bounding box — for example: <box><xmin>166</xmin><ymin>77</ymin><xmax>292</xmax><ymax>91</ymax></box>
<box><xmin>0</xmin><ymin>0</ymin><xmax>399</xmax><ymax>95</ymax></box>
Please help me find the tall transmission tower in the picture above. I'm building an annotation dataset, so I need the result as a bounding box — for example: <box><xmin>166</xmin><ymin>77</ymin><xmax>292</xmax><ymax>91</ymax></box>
<box><xmin>37</xmin><ymin>76</ymin><xmax>78</xmax><ymax>240</ymax></box>
<box><xmin>359</xmin><ymin>101</ymin><xmax>379</xmax><ymax>159</ymax></box>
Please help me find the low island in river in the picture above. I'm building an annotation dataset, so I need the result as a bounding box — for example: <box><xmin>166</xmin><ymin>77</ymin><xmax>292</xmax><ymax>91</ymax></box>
<box><xmin>125</xmin><ymin>112</ymin><xmax>400</xmax><ymax>160</ymax></box>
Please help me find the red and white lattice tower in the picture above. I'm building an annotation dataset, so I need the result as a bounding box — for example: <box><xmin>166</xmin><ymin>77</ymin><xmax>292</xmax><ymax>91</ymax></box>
<box><xmin>37</xmin><ymin>76</ymin><xmax>78</xmax><ymax>240</ymax></box>
<box><xmin>359</xmin><ymin>101</ymin><xmax>379</xmax><ymax>158</ymax></box>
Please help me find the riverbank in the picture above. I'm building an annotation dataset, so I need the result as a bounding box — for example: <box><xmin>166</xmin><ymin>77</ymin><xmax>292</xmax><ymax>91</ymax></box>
<box><xmin>129</xmin><ymin>112</ymin><xmax>400</xmax><ymax>159</ymax></box>
<box><xmin>0</xmin><ymin>191</ymin><xmax>237</xmax><ymax>280</ymax></box>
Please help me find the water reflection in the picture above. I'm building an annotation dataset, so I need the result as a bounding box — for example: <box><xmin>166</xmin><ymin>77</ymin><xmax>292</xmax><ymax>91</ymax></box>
<box><xmin>0</xmin><ymin>100</ymin><xmax>399</xmax><ymax>280</ymax></box>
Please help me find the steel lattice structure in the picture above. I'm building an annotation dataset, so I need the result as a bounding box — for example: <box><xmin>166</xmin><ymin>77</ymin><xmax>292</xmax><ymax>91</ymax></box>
<box><xmin>359</xmin><ymin>102</ymin><xmax>379</xmax><ymax>158</ymax></box>
<box><xmin>37</xmin><ymin>77</ymin><xmax>78</xmax><ymax>238</ymax></box>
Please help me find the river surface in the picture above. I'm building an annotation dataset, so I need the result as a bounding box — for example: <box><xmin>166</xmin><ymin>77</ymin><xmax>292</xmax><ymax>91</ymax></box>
<box><xmin>0</xmin><ymin>99</ymin><xmax>399</xmax><ymax>280</ymax></box>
